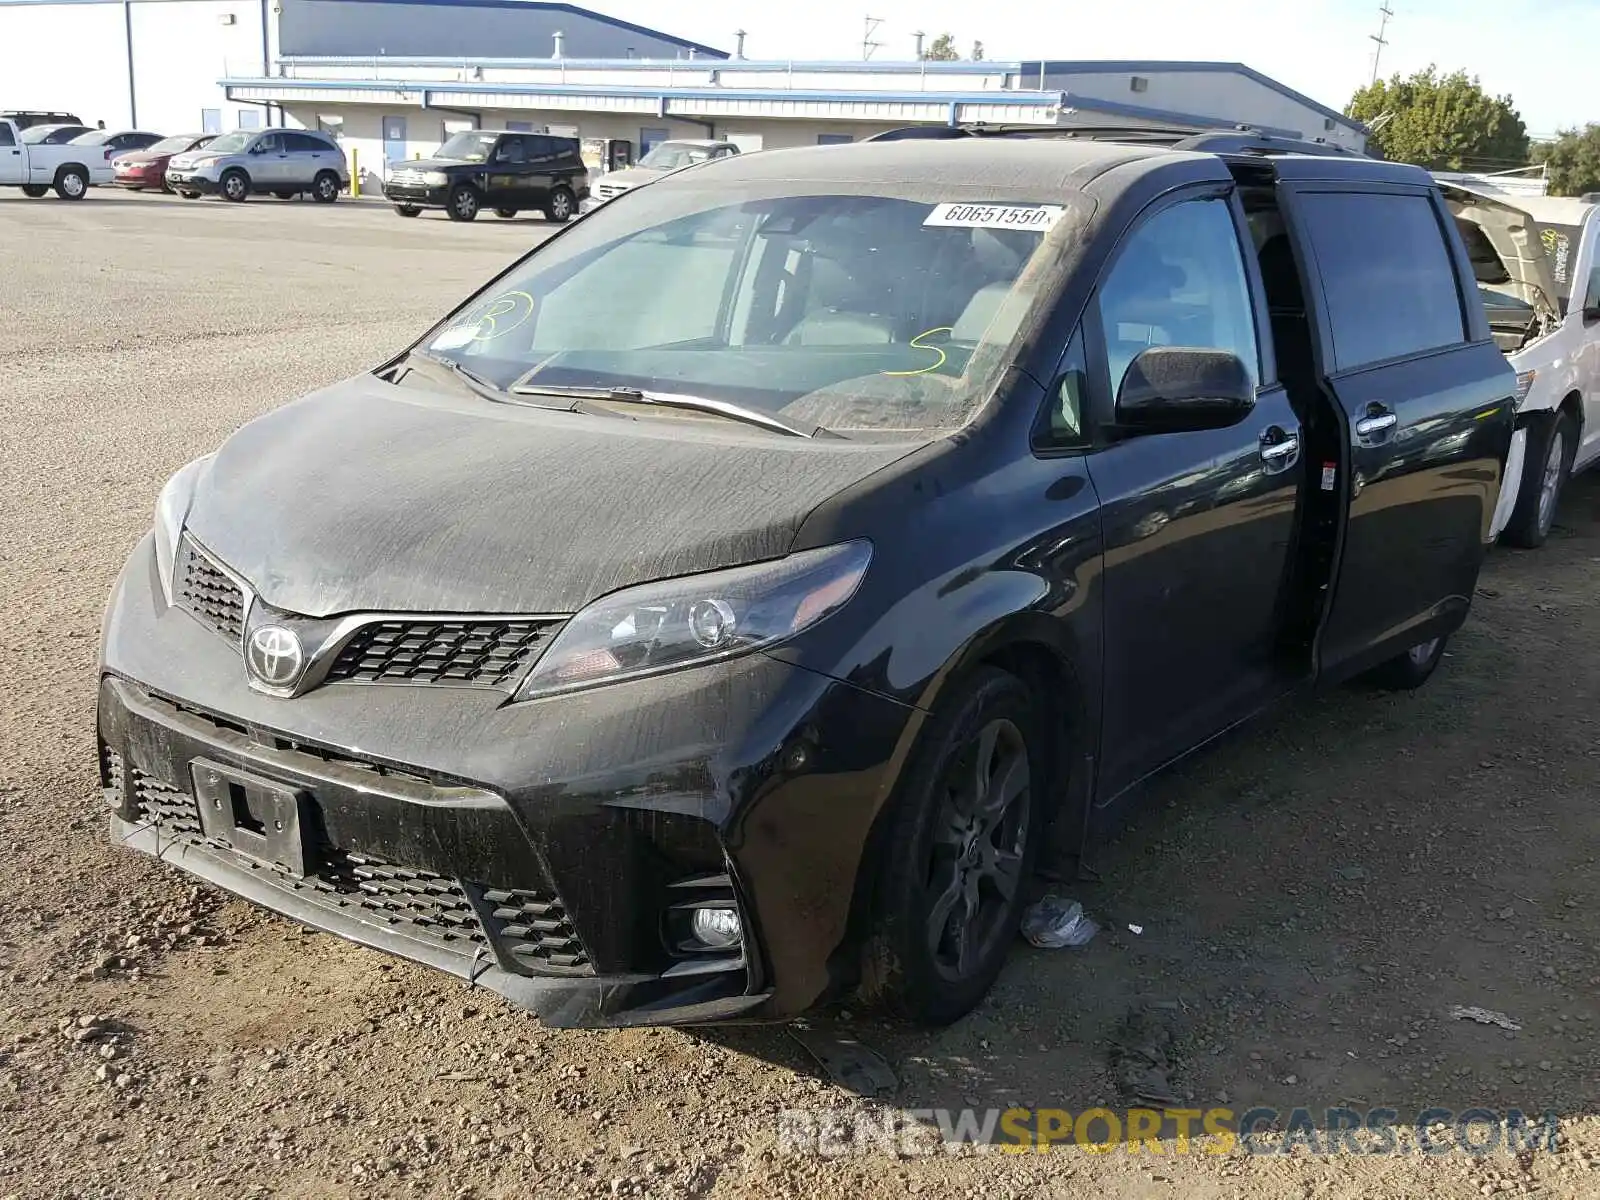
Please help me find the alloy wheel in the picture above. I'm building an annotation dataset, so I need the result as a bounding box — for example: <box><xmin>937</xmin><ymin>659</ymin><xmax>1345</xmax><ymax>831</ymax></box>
<box><xmin>1538</xmin><ymin>428</ymin><xmax>1566</xmax><ymax>535</ymax></box>
<box><xmin>923</xmin><ymin>717</ymin><xmax>1030</xmax><ymax>982</ymax></box>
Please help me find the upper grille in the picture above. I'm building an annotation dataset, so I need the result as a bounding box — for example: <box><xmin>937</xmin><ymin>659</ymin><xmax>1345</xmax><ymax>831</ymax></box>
<box><xmin>479</xmin><ymin>887</ymin><xmax>591</xmax><ymax>972</ymax></box>
<box><xmin>175</xmin><ymin>539</ymin><xmax>246</xmax><ymax>644</ymax></box>
<box><xmin>324</xmin><ymin>619</ymin><xmax>560</xmax><ymax>688</ymax></box>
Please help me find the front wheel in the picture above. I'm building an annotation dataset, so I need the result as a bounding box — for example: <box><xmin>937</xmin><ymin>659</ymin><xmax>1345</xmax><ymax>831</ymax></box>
<box><xmin>1502</xmin><ymin>410</ymin><xmax>1576</xmax><ymax>549</ymax></box>
<box><xmin>311</xmin><ymin>171</ymin><xmax>340</xmax><ymax>203</ymax></box>
<box><xmin>54</xmin><ymin>166</ymin><xmax>88</xmax><ymax>200</ymax></box>
<box><xmin>446</xmin><ymin>184</ymin><xmax>480</xmax><ymax>222</ymax></box>
<box><xmin>21</xmin><ymin>184</ymin><xmax>48</xmax><ymax>198</ymax></box>
<box><xmin>858</xmin><ymin>667</ymin><xmax>1042</xmax><ymax>1025</ymax></box>
<box><xmin>393</xmin><ymin>205</ymin><xmax>421</xmax><ymax>218</ymax></box>
<box><xmin>543</xmin><ymin>186</ymin><xmax>575</xmax><ymax>223</ymax></box>
<box><xmin>219</xmin><ymin>170</ymin><xmax>249</xmax><ymax>202</ymax></box>
<box><xmin>1366</xmin><ymin>634</ymin><xmax>1448</xmax><ymax>691</ymax></box>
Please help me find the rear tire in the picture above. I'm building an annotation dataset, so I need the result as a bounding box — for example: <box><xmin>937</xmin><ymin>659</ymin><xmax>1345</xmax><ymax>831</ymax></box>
<box><xmin>858</xmin><ymin>667</ymin><xmax>1042</xmax><ymax>1025</ymax></box>
<box><xmin>447</xmin><ymin>184</ymin><xmax>480</xmax><ymax>222</ymax></box>
<box><xmin>1366</xmin><ymin>634</ymin><xmax>1448</xmax><ymax>691</ymax></box>
<box><xmin>21</xmin><ymin>184</ymin><xmax>48</xmax><ymax>198</ymax></box>
<box><xmin>311</xmin><ymin>171</ymin><xmax>340</xmax><ymax>203</ymax></box>
<box><xmin>1502</xmin><ymin>410</ymin><xmax>1576</xmax><ymax>549</ymax></box>
<box><xmin>394</xmin><ymin>205</ymin><xmax>421</xmax><ymax>218</ymax></box>
<box><xmin>494</xmin><ymin>208</ymin><xmax>518</xmax><ymax>219</ymax></box>
<box><xmin>220</xmin><ymin>169</ymin><xmax>249</xmax><ymax>202</ymax></box>
<box><xmin>543</xmin><ymin>186</ymin><xmax>575</xmax><ymax>223</ymax></box>
<box><xmin>53</xmin><ymin>166</ymin><xmax>88</xmax><ymax>200</ymax></box>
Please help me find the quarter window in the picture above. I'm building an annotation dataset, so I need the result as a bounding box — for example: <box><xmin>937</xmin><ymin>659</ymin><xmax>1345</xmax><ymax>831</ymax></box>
<box><xmin>1094</xmin><ymin>197</ymin><xmax>1260</xmax><ymax>402</ymax></box>
<box><xmin>1297</xmin><ymin>191</ymin><xmax>1467</xmax><ymax>370</ymax></box>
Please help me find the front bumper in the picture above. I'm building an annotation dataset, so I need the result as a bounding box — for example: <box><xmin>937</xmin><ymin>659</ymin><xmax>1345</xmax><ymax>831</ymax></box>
<box><xmin>99</xmin><ymin>537</ymin><xmax>918</xmax><ymax>1026</ymax></box>
<box><xmin>383</xmin><ymin>180</ymin><xmax>450</xmax><ymax>207</ymax></box>
<box><xmin>113</xmin><ymin>168</ymin><xmax>163</xmax><ymax>188</ymax></box>
<box><xmin>165</xmin><ymin>171</ymin><xmax>219</xmax><ymax>194</ymax></box>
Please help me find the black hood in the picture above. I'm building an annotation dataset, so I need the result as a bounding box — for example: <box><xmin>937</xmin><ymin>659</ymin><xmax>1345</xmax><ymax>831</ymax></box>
<box><xmin>185</xmin><ymin>374</ymin><xmax>915</xmax><ymax>618</ymax></box>
<box><xmin>401</xmin><ymin>157</ymin><xmax>483</xmax><ymax>172</ymax></box>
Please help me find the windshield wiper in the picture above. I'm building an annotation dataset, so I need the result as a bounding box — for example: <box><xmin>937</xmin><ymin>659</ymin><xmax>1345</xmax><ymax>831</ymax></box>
<box><xmin>405</xmin><ymin>350</ymin><xmax>623</xmax><ymax>418</ymax></box>
<box><xmin>509</xmin><ymin>379</ymin><xmax>831</xmax><ymax>439</ymax></box>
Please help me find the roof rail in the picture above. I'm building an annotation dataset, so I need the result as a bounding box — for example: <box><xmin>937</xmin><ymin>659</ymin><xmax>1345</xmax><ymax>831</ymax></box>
<box><xmin>865</xmin><ymin>122</ymin><xmax>1366</xmax><ymax>159</ymax></box>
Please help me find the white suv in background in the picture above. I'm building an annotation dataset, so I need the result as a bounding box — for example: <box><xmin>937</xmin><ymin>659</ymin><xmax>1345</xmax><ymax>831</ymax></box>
<box><xmin>1442</xmin><ymin>183</ymin><xmax>1600</xmax><ymax>547</ymax></box>
<box><xmin>166</xmin><ymin>128</ymin><xmax>349</xmax><ymax>203</ymax></box>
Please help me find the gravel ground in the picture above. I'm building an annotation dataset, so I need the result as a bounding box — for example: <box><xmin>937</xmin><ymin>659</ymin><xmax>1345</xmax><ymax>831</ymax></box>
<box><xmin>2</xmin><ymin>189</ymin><xmax>1599</xmax><ymax>1199</ymax></box>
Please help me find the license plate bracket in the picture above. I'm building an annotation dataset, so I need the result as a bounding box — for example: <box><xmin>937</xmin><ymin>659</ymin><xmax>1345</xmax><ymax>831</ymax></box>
<box><xmin>191</xmin><ymin>759</ymin><xmax>309</xmax><ymax>876</ymax></box>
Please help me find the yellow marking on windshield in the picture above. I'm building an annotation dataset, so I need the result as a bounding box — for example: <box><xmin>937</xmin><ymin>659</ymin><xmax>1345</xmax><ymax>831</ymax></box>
<box><xmin>470</xmin><ymin>290</ymin><xmax>536</xmax><ymax>341</ymax></box>
<box><xmin>882</xmin><ymin>326</ymin><xmax>955</xmax><ymax>377</ymax></box>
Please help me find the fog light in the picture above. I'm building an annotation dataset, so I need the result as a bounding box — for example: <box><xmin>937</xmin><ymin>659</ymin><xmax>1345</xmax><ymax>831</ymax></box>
<box><xmin>689</xmin><ymin>906</ymin><xmax>742</xmax><ymax>950</ymax></box>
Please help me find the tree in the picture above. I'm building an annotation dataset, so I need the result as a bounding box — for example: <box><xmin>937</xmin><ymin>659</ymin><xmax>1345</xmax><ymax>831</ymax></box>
<box><xmin>1535</xmin><ymin>125</ymin><xmax>1600</xmax><ymax>197</ymax></box>
<box><xmin>1346</xmin><ymin>66</ymin><xmax>1529</xmax><ymax>172</ymax></box>
<box><xmin>921</xmin><ymin>33</ymin><xmax>959</xmax><ymax>61</ymax></box>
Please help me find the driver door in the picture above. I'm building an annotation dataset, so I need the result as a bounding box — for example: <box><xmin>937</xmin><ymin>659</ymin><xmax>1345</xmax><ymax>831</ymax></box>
<box><xmin>0</xmin><ymin>123</ymin><xmax>23</xmax><ymax>185</ymax></box>
<box><xmin>250</xmin><ymin>132</ymin><xmax>288</xmax><ymax>186</ymax></box>
<box><xmin>1085</xmin><ymin>188</ymin><xmax>1306</xmax><ymax>801</ymax></box>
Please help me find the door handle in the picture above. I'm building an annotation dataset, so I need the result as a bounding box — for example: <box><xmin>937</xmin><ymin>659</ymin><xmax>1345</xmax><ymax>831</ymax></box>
<box><xmin>1355</xmin><ymin>406</ymin><xmax>1398</xmax><ymax>439</ymax></box>
<box><xmin>1259</xmin><ymin>426</ymin><xmax>1300</xmax><ymax>472</ymax></box>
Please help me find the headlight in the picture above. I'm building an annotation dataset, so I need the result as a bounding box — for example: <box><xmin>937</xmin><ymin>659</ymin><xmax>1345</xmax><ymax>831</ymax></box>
<box><xmin>424</xmin><ymin>171</ymin><xmax>449</xmax><ymax>185</ymax></box>
<box><xmin>1514</xmin><ymin>370</ymin><xmax>1538</xmax><ymax>406</ymax></box>
<box><xmin>515</xmin><ymin>540</ymin><xmax>871</xmax><ymax>700</ymax></box>
<box><xmin>153</xmin><ymin>455</ymin><xmax>213</xmax><ymax>605</ymax></box>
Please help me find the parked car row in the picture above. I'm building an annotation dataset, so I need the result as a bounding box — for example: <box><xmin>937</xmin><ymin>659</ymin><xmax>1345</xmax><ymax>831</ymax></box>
<box><xmin>380</xmin><ymin>131</ymin><xmax>738</xmax><ymax>222</ymax></box>
<box><xmin>0</xmin><ymin>116</ymin><xmax>349</xmax><ymax>202</ymax></box>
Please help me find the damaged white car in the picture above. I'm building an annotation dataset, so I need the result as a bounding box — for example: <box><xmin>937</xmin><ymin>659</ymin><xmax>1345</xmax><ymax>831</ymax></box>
<box><xmin>1442</xmin><ymin>185</ymin><xmax>1600</xmax><ymax>546</ymax></box>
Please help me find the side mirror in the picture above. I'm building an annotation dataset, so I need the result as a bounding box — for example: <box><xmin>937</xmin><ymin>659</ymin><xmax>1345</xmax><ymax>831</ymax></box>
<box><xmin>1115</xmin><ymin>347</ymin><xmax>1256</xmax><ymax>434</ymax></box>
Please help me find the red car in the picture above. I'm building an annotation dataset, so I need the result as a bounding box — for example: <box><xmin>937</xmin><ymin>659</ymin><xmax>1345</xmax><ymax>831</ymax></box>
<box><xmin>112</xmin><ymin>133</ymin><xmax>215</xmax><ymax>192</ymax></box>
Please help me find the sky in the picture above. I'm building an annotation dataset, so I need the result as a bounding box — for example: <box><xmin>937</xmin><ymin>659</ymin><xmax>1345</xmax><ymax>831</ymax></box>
<box><xmin>592</xmin><ymin>0</ymin><xmax>1595</xmax><ymax>138</ymax></box>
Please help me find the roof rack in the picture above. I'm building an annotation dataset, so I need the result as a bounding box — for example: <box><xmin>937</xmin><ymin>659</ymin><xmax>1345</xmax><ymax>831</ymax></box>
<box><xmin>866</xmin><ymin>123</ymin><xmax>1364</xmax><ymax>159</ymax></box>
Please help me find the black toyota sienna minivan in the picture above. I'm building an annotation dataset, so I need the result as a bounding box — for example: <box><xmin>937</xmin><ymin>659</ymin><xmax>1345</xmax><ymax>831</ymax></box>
<box><xmin>100</xmin><ymin>134</ymin><xmax>1512</xmax><ymax>1027</ymax></box>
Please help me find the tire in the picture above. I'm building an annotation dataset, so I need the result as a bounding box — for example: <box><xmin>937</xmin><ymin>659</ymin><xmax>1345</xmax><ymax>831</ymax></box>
<box><xmin>178</xmin><ymin>190</ymin><xmax>200</xmax><ymax>200</ymax></box>
<box><xmin>219</xmin><ymin>169</ymin><xmax>249</xmax><ymax>203</ymax></box>
<box><xmin>494</xmin><ymin>208</ymin><xmax>518</xmax><ymax>219</ymax></box>
<box><xmin>543</xmin><ymin>186</ymin><xmax>575</xmax><ymax>223</ymax></box>
<box><xmin>447</xmin><ymin>184</ymin><xmax>480</xmax><ymax>222</ymax></box>
<box><xmin>394</xmin><ymin>205</ymin><xmax>421</xmax><ymax>218</ymax></box>
<box><xmin>858</xmin><ymin>667</ymin><xmax>1043</xmax><ymax>1025</ymax></box>
<box><xmin>53</xmin><ymin>166</ymin><xmax>88</xmax><ymax>200</ymax></box>
<box><xmin>1366</xmin><ymin>634</ymin><xmax>1449</xmax><ymax>691</ymax></box>
<box><xmin>273</xmin><ymin>190</ymin><xmax>296</xmax><ymax>200</ymax></box>
<box><xmin>1502</xmin><ymin>410</ymin><xmax>1577</xmax><ymax>549</ymax></box>
<box><xmin>311</xmin><ymin>171</ymin><xmax>340</xmax><ymax>203</ymax></box>
<box><xmin>21</xmin><ymin>184</ymin><xmax>48</xmax><ymax>198</ymax></box>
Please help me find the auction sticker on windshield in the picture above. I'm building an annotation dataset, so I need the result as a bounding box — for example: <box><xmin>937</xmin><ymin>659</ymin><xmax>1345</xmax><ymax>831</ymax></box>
<box><xmin>924</xmin><ymin>203</ymin><xmax>1065</xmax><ymax>230</ymax></box>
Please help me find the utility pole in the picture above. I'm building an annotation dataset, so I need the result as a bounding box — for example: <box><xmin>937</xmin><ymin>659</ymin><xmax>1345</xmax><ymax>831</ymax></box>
<box><xmin>862</xmin><ymin>15</ymin><xmax>883</xmax><ymax>60</ymax></box>
<box><xmin>1369</xmin><ymin>2</ymin><xmax>1394</xmax><ymax>85</ymax></box>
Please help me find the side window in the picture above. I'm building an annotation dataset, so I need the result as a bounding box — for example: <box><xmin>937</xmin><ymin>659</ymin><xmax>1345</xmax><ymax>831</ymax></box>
<box><xmin>1582</xmin><ymin>265</ymin><xmax>1600</xmax><ymax>317</ymax></box>
<box><xmin>286</xmin><ymin>132</ymin><xmax>329</xmax><ymax>152</ymax></box>
<box><xmin>1095</xmin><ymin>197</ymin><xmax>1260</xmax><ymax>402</ymax></box>
<box><xmin>1297</xmin><ymin>191</ymin><xmax>1466</xmax><ymax>370</ymax></box>
<box><xmin>255</xmin><ymin>133</ymin><xmax>282</xmax><ymax>154</ymax></box>
<box><xmin>0</xmin><ymin>124</ymin><xmax>15</xmax><ymax>147</ymax></box>
<box><xmin>1040</xmin><ymin>328</ymin><xmax>1089</xmax><ymax>446</ymax></box>
<box><xmin>494</xmin><ymin>136</ymin><xmax>527</xmax><ymax>165</ymax></box>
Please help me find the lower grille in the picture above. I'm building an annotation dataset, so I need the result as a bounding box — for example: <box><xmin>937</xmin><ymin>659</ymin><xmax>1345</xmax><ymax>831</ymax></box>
<box><xmin>124</xmin><ymin>757</ymin><xmax>591</xmax><ymax>975</ymax></box>
<box><xmin>480</xmin><ymin>888</ymin><xmax>591</xmax><ymax>972</ymax></box>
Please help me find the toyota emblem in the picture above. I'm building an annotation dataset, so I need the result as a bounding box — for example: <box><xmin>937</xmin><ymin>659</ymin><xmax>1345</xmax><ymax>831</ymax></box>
<box><xmin>246</xmin><ymin>625</ymin><xmax>305</xmax><ymax>690</ymax></box>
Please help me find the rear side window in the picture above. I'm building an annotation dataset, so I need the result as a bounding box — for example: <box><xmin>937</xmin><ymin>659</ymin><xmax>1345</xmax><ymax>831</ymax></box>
<box><xmin>285</xmin><ymin>132</ymin><xmax>329</xmax><ymax>152</ymax></box>
<box><xmin>1298</xmin><ymin>192</ymin><xmax>1466</xmax><ymax>370</ymax></box>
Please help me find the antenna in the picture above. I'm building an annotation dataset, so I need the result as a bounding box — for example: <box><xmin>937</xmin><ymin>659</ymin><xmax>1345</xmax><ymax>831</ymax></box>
<box><xmin>1369</xmin><ymin>2</ymin><xmax>1394</xmax><ymax>85</ymax></box>
<box><xmin>862</xmin><ymin>15</ymin><xmax>883</xmax><ymax>61</ymax></box>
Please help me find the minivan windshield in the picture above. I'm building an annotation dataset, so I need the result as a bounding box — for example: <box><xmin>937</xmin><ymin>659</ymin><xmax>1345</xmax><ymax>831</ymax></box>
<box><xmin>639</xmin><ymin>142</ymin><xmax>719</xmax><ymax>171</ymax></box>
<box><xmin>437</xmin><ymin>132</ymin><xmax>499</xmax><ymax>162</ymax></box>
<box><xmin>419</xmin><ymin>183</ymin><xmax>1079</xmax><ymax>435</ymax></box>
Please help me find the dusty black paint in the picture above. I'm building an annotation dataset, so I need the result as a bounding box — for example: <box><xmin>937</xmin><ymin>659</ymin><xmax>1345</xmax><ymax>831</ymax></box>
<box><xmin>101</xmin><ymin>137</ymin><xmax>1515</xmax><ymax>1027</ymax></box>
